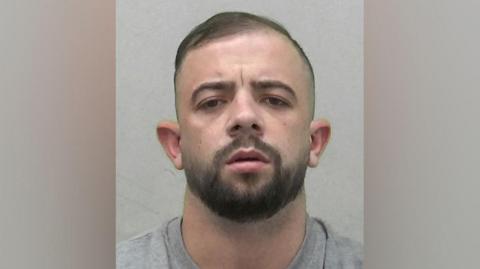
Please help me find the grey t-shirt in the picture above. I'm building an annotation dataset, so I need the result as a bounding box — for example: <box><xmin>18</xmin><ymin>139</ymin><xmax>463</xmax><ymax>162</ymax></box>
<box><xmin>117</xmin><ymin>216</ymin><xmax>362</xmax><ymax>269</ymax></box>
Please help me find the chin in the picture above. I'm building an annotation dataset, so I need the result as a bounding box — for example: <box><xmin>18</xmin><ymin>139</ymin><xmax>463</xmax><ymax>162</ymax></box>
<box><xmin>221</xmin><ymin>171</ymin><xmax>273</xmax><ymax>191</ymax></box>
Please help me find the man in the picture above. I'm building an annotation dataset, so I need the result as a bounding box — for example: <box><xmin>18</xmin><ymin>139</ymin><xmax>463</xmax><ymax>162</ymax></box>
<box><xmin>117</xmin><ymin>11</ymin><xmax>362</xmax><ymax>269</ymax></box>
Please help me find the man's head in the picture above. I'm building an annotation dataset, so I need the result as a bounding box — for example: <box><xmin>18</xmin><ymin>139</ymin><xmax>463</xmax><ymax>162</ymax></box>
<box><xmin>157</xmin><ymin>12</ymin><xmax>330</xmax><ymax>223</ymax></box>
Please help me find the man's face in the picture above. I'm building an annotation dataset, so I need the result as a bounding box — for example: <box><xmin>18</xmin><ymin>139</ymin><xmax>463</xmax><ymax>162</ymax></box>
<box><xmin>174</xmin><ymin>30</ymin><xmax>315</xmax><ymax>222</ymax></box>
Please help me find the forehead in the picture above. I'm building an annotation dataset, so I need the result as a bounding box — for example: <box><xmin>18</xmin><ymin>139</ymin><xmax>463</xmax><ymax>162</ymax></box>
<box><xmin>188</xmin><ymin>30</ymin><xmax>297</xmax><ymax>61</ymax></box>
<box><xmin>175</xmin><ymin>30</ymin><xmax>311</xmax><ymax>95</ymax></box>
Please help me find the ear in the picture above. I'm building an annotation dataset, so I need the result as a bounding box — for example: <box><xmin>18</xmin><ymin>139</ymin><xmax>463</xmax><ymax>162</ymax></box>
<box><xmin>308</xmin><ymin>119</ymin><xmax>331</xmax><ymax>167</ymax></box>
<box><xmin>156</xmin><ymin>121</ymin><xmax>183</xmax><ymax>170</ymax></box>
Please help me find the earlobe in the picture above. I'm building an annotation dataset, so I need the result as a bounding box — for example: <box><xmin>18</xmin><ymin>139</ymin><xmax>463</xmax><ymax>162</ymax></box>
<box><xmin>308</xmin><ymin>119</ymin><xmax>331</xmax><ymax>167</ymax></box>
<box><xmin>156</xmin><ymin>121</ymin><xmax>183</xmax><ymax>170</ymax></box>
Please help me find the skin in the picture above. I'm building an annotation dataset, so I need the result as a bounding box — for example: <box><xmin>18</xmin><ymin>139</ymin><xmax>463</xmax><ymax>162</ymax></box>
<box><xmin>157</xmin><ymin>29</ymin><xmax>331</xmax><ymax>269</ymax></box>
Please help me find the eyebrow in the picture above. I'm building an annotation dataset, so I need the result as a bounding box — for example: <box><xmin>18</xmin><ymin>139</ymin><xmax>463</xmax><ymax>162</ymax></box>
<box><xmin>250</xmin><ymin>80</ymin><xmax>297</xmax><ymax>100</ymax></box>
<box><xmin>190</xmin><ymin>79</ymin><xmax>297</xmax><ymax>105</ymax></box>
<box><xmin>191</xmin><ymin>81</ymin><xmax>235</xmax><ymax>104</ymax></box>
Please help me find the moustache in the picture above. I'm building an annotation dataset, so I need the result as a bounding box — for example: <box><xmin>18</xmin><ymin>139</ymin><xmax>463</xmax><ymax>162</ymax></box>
<box><xmin>212</xmin><ymin>135</ymin><xmax>282</xmax><ymax>166</ymax></box>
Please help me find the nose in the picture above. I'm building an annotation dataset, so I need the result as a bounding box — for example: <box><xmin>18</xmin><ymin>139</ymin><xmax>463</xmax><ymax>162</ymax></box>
<box><xmin>227</xmin><ymin>93</ymin><xmax>264</xmax><ymax>138</ymax></box>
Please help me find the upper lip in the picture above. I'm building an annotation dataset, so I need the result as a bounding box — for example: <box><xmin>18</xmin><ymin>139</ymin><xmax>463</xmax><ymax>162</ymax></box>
<box><xmin>226</xmin><ymin>149</ymin><xmax>270</xmax><ymax>164</ymax></box>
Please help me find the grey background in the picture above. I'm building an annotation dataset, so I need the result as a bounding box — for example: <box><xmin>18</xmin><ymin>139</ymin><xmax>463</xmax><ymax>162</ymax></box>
<box><xmin>365</xmin><ymin>1</ymin><xmax>480</xmax><ymax>268</ymax></box>
<box><xmin>117</xmin><ymin>0</ymin><xmax>363</xmax><ymax>243</ymax></box>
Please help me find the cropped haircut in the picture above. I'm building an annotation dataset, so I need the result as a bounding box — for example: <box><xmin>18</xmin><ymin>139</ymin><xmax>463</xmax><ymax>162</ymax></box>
<box><xmin>174</xmin><ymin>11</ymin><xmax>315</xmax><ymax>119</ymax></box>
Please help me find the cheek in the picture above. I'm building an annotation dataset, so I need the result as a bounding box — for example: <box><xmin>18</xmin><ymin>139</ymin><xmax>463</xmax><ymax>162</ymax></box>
<box><xmin>181</xmin><ymin>131</ymin><xmax>205</xmax><ymax>153</ymax></box>
<box><xmin>180</xmin><ymin>124</ymin><xmax>223</xmax><ymax>159</ymax></box>
<box><xmin>269</xmin><ymin>119</ymin><xmax>311</xmax><ymax>159</ymax></box>
<box><xmin>273</xmin><ymin>113</ymin><xmax>310</xmax><ymax>138</ymax></box>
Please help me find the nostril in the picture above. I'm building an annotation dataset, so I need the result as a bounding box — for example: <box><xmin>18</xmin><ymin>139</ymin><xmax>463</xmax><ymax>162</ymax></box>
<box><xmin>228</xmin><ymin>122</ymin><xmax>263</xmax><ymax>137</ymax></box>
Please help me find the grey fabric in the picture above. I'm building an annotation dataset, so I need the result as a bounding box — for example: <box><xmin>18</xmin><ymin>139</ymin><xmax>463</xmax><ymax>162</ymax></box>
<box><xmin>117</xmin><ymin>216</ymin><xmax>362</xmax><ymax>269</ymax></box>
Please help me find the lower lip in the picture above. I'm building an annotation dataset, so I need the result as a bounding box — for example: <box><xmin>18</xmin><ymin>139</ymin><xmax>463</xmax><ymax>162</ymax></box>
<box><xmin>226</xmin><ymin>161</ymin><xmax>269</xmax><ymax>173</ymax></box>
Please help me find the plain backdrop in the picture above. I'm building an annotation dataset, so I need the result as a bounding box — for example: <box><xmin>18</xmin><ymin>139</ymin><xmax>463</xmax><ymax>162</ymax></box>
<box><xmin>117</xmin><ymin>0</ymin><xmax>364</xmax><ymax>243</ymax></box>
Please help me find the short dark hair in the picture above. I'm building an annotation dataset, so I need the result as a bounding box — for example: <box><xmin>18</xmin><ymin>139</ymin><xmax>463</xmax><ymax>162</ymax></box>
<box><xmin>174</xmin><ymin>11</ymin><xmax>315</xmax><ymax>118</ymax></box>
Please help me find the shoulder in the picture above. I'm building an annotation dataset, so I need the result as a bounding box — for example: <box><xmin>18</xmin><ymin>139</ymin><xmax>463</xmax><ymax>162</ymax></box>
<box><xmin>313</xmin><ymin>218</ymin><xmax>363</xmax><ymax>269</ymax></box>
<box><xmin>116</xmin><ymin>219</ymin><xmax>175</xmax><ymax>269</ymax></box>
<box><xmin>325</xmin><ymin>232</ymin><xmax>363</xmax><ymax>269</ymax></box>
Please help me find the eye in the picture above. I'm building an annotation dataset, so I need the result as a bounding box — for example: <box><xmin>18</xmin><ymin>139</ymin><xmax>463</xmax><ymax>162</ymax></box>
<box><xmin>262</xmin><ymin>96</ymin><xmax>290</xmax><ymax>108</ymax></box>
<box><xmin>197</xmin><ymin>98</ymin><xmax>226</xmax><ymax>111</ymax></box>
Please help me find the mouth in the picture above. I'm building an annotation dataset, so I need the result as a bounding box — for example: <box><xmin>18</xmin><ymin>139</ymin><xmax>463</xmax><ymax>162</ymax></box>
<box><xmin>225</xmin><ymin>149</ymin><xmax>270</xmax><ymax>173</ymax></box>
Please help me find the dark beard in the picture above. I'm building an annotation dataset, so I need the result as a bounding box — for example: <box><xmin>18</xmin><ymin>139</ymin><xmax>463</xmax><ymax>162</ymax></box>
<box><xmin>183</xmin><ymin>135</ymin><xmax>308</xmax><ymax>223</ymax></box>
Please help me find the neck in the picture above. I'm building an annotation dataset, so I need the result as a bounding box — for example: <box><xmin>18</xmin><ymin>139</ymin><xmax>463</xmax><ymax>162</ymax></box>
<box><xmin>181</xmin><ymin>189</ymin><xmax>307</xmax><ymax>269</ymax></box>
